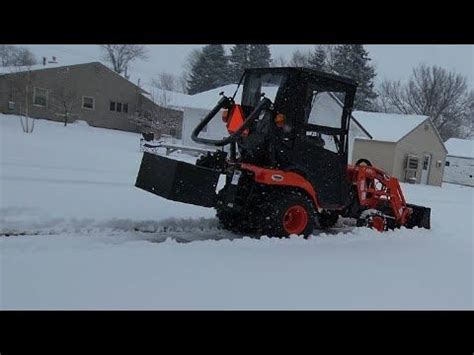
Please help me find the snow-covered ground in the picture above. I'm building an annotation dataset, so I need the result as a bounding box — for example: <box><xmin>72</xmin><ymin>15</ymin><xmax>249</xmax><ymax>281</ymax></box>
<box><xmin>0</xmin><ymin>114</ymin><xmax>472</xmax><ymax>309</ymax></box>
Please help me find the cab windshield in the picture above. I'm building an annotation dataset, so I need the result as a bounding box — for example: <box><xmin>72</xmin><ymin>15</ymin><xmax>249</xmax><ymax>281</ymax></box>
<box><xmin>240</xmin><ymin>72</ymin><xmax>288</xmax><ymax>116</ymax></box>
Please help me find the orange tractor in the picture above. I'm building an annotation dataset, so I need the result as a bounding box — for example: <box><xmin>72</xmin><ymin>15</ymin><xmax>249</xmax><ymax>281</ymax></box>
<box><xmin>136</xmin><ymin>67</ymin><xmax>430</xmax><ymax>236</ymax></box>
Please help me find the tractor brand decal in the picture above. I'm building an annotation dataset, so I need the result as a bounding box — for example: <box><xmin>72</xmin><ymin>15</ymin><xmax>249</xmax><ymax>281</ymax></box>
<box><xmin>271</xmin><ymin>174</ymin><xmax>284</xmax><ymax>182</ymax></box>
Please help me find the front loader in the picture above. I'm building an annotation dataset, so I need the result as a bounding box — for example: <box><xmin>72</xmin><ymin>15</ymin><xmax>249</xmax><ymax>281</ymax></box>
<box><xmin>135</xmin><ymin>67</ymin><xmax>431</xmax><ymax>237</ymax></box>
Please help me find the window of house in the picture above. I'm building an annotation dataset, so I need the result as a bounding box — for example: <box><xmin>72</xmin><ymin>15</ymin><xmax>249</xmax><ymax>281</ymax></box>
<box><xmin>407</xmin><ymin>157</ymin><xmax>419</xmax><ymax>170</ymax></box>
<box><xmin>33</xmin><ymin>87</ymin><xmax>47</xmax><ymax>107</ymax></box>
<box><xmin>82</xmin><ymin>96</ymin><xmax>95</xmax><ymax>110</ymax></box>
<box><xmin>110</xmin><ymin>100</ymin><xmax>128</xmax><ymax>114</ymax></box>
<box><xmin>445</xmin><ymin>161</ymin><xmax>450</xmax><ymax>167</ymax></box>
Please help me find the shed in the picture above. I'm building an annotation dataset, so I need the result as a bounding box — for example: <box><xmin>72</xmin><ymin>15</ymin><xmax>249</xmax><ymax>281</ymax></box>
<box><xmin>443</xmin><ymin>138</ymin><xmax>474</xmax><ymax>186</ymax></box>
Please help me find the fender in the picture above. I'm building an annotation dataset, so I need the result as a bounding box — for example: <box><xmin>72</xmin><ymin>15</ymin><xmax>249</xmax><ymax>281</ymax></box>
<box><xmin>240</xmin><ymin>163</ymin><xmax>321</xmax><ymax>209</ymax></box>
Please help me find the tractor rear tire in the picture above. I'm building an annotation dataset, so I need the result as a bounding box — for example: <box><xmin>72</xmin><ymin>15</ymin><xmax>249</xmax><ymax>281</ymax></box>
<box><xmin>258</xmin><ymin>190</ymin><xmax>315</xmax><ymax>238</ymax></box>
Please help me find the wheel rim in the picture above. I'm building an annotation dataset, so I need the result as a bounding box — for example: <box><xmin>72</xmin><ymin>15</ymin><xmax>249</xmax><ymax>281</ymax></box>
<box><xmin>369</xmin><ymin>215</ymin><xmax>385</xmax><ymax>232</ymax></box>
<box><xmin>283</xmin><ymin>205</ymin><xmax>308</xmax><ymax>235</ymax></box>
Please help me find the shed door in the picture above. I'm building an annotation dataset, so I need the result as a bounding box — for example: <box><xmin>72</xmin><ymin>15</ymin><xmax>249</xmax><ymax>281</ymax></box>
<box><xmin>420</xmin><ymin>153</ymin><xmax>432</xmax><ymax>184</ymax></box>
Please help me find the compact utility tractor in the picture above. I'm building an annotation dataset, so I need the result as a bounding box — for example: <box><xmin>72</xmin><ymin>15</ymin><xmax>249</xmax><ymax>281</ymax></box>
<box><xmin>136</xmin><ymin>67</ymin><xmax>430</xmax><ymax>237</ymax></box>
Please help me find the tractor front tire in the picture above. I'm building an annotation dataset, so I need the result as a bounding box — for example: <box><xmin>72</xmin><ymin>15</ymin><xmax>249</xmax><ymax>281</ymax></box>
<box><xmin>357</xmin><ymin>209</ymin><xmax>388</xmax><ymax>232</ymax></box>
<box><xmin>258</xmin><ymin>190</ymin><xmax>315</xmax><ymax>238</ymax></box>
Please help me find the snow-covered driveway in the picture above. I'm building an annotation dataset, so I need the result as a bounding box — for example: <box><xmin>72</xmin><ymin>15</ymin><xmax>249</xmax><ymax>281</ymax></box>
<box><xmin>0</xmin><ymin>115</ymin><xmax>472</xmax><ymax>309</ymax></box>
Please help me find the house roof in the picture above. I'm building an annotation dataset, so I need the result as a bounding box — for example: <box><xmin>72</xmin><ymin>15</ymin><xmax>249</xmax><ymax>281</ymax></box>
<box><xmin>352</xmin><ymin>111</ymin><xmax>429</xmax><ymax>143</ymax></box>
<box><xmin>444</xmin><ymin>138</ymin><xmax>474</xmax><ymax>159</ymax></box>
<box><xmin>156</xmin><ymin>84</ymin><xmax>240</xmax><ymax>110</ymax></box>
<box><xmin>0</xmin><ymin>60</ymin><xmax>100</xmax><ymax>75</ymax></box>
<box><xmin>0</xmin><ymin>61</ymin><xmax>149</xmax><ymax>95</ymax></box>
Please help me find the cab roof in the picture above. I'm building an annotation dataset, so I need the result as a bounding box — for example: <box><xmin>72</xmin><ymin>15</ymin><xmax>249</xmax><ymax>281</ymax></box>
<box><xmin>244</xmin><ymin>67</ymin><xmax>359</xmax><ymax>89</ymax></box>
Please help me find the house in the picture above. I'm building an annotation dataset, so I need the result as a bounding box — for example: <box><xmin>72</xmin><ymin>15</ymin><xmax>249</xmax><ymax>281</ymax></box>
<box><xmin>162</xmin><ymin>84</ymin><xmax>372</xmax><ymax>159</ymax></box>
<box><xmin>351</xmin><ymin>112</ymin><xmax>447</xmax><ymax>186</ymax></box>
<box><xmin>443</xmin><ymin>138</ymin><xmax>474</xmax><ymax>186</ymax></box>
<box><xmin>0</xmin><ymin>61</ymin><xmax>183</xmax><ymax>138</ymax></box>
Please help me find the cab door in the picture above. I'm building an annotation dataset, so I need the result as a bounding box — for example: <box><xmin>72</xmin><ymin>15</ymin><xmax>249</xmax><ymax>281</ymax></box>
<box><xmin>291</xmin><ymin>90</ymin><xmax>349</xmax><ymax>209</ymax></box>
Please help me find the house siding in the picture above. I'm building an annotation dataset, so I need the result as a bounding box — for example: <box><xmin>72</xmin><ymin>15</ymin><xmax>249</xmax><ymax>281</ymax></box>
<box><xmin>393</xmin><ymin>119</ymin><xmax>446</xmax><ymax>186</ymax></box>
<box><xmin>352</xmin><ymin>139</ymin><xmax>396</xmax><ymax>173</ymax></box>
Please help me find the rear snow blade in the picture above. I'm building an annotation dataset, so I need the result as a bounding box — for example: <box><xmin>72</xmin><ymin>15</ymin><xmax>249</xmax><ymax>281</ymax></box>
<box><xmin>135</xmin><ymin>152</ymin><xmax>220</xmax><ymax>208</ymax></box>
<box><xmin>406</xmin><ymin>204</ymin><xmax>431</xmax><ymax>229</ymax></box>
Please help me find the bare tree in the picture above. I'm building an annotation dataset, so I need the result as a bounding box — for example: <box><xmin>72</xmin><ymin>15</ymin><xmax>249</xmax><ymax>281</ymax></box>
<box><xmin>150</xmin><ymin>72</ymin><xmax>187</xmax><ymax>107</ymax></box>
<box><xmin>153</xmin><ymin>72</ymin><xmax>177</xmax><ymax>91</ymax></box>
<box><xmin>177</xmin><ymin>75</ymin><xmax>188</xmax><ymax>94</ymax></box>
<box><xmin>49</xmin><ymin>67</ymin><xmax>78</xmax><ymax>126</ymax></box>
<box><xmin>378</xmin><ymin>64</ymin><xmax>472</xmax><ymax>140</ymax></box>
<box><xmin>288</xmin><ymin>49</ymin><xmax>312</xmax><ymax>67</ymax></box>
<box><xmin>0</xmin><ymin>45</ymin><xmax>15</xmax><ymax>66</ymax></box>
<box><xmin>271</xmin><ymin>55</ymin><xmax>287</xmax><ymax>67</ymax></box>
<box><xmin>12</xmin><ymin>47</ymin><xmax>37</xmax><ymax>66</ymax></box>
<box><xmin>462</xmin><ymin>90</ymin><xmax>474</xmax><ymax>138</ymax></box>
<box><xmin>0</xmin><ymin>45</ymin><xmax>37</xmax><ymax>67</ymax></box>
<box><xmin>100</xmin><ymin>45</ymin><xmax>148</xmax><ymax>74</ymax></box>
<box><xmin>128</xmin><ymin>85</ymin><xmax>165</xmax><ymax>135</ymax></box>
<box><xmin>150</xmin><ymin>79</ymin><xmax>172</xmax><ymax>108</ymax></box>
<box><xmin>6</xmin><ymin>66</ymin><xmax>36</xmax><ymax>133</ymax></box>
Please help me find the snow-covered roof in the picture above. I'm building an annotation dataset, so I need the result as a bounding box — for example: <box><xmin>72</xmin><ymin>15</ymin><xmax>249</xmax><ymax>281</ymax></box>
<box><xmin>146</xmin><ymin>84</ymin><xmax>239</xmax><ymax>110</ymax></box>
<box><xmin>149</xmin><ymin>84</ymin><xmax>285</xmax><ymax>111</ymax></box>
<box><xmin>444</xmin><ymin>138</ymin><xmax>474</xmax><ymax>158</ymax></box>
<box><xmin>1</xmin><ymin>60</ymin><xmax>149</xmax><ymax>95</ymax></box>
<box><xmin>0</xmin><ymin>60</ymin><xmax>92</xmax><ymax>75</ymax></box>
<box><xmin>352</xmin><ymin>111</ymin><xmax>428</xmax><ymax>142</ymax></box>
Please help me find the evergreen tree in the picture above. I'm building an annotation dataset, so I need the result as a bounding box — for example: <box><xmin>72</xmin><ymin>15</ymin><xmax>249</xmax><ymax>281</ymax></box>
<box><xmin>229</xmin><ymin>44</ymin><xmax>250</xmax><ymax>83</ymax></box>
<box><xmin>307</xmin><ymin>46</ymin><xmax>327</xmax><ymax>71</ymax></box>
<box><xmin>331</xmin><ymin>45</ymin><xmax>378</xmax><ymax>111</ymax></box>
<box><xmin>186</xmin><ymin>45</ymin><xmax>230</xmax><ymax>95</ymax></box>
<box><xmin>248</xmin><ymin>45</ymin><xmax>272</xmax><ymax>68</ymax></box>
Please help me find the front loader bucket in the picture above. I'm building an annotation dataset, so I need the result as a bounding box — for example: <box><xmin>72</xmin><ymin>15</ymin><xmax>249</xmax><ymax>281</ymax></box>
<box><xmin>135</xmin><ymin>152</ymin><xmax>220</xmax><ymax>208</ymax></box>
<box><xmin>405</xmin><ymin>203</ymin><xmax>431</xmax><ymax>229</ymax></box>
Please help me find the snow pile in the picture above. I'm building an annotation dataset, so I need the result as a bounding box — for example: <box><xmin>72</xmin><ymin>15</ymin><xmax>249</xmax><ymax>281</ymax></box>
<box><xmin>0</xmin><ymin>114</ymin><xmax>472</xmax><ymax>310</ymax></box>
<box><xmin>444</xmin><ymin>138</ymin><xmax>474</xmax><ymax>158</ymax></box>
<box><xmin>352</xmin><ymin>111</ymin><xmax>428</xmax><ymax>142</ymax></box>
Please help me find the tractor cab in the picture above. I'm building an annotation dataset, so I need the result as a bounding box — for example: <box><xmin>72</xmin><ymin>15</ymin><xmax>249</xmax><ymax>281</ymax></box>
<box><xmin>198</xmin><ymin>68</ymin><xmax>358</xmax><ymax>208</ymax></box>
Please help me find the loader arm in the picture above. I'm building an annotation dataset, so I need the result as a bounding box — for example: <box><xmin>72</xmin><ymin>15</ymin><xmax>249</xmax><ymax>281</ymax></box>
<box><xmin>347</xmin><ymin>164</ymin><xmax>430</xmax><ymax>229</ymax></box>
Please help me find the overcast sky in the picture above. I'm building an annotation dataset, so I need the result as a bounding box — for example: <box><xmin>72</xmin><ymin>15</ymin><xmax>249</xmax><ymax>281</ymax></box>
<box><xmin>25</xmin><ymin>45</ymin><xmax>473</xmax><ymax>89</ymax></box>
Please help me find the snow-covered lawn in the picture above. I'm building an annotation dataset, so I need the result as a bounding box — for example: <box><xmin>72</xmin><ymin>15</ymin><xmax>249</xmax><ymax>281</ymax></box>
<box><xmin>0</xmin><ymin>115</ymin><xmax>472</xmax><ymax>309</ymax></box>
